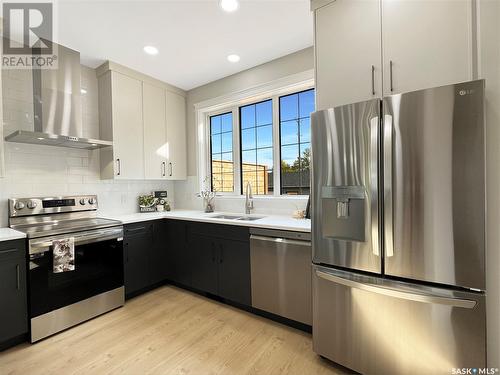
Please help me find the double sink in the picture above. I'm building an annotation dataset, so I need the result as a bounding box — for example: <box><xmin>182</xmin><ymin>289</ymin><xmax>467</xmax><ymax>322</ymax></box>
<box><xmin>210</xmin><ymin>214</ymin><xmax>265</xmax><ymax>222</ymax></box>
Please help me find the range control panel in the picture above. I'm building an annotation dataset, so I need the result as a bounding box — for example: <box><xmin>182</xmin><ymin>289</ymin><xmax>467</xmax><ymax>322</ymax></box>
<box><xmin>9</xmin><ymin>195</ymin><xmax>98</xmax><ymax>217</ymax></box>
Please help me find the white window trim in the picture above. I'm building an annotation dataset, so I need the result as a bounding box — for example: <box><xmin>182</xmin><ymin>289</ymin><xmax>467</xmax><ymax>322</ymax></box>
<box><xmin>195</xmin><ymin>69</ymin><xmax>314</xmax><ymax>197</ymax></box>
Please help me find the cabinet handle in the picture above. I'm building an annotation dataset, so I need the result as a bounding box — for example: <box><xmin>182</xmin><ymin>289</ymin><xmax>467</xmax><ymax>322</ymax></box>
<box><xmin>16</xmin><ymin>264</ymin><xmax>20</xmax><ymax>290</ymax></box>
<box><xmin>162</xmin><ymin>162</ymin><xmax>166</xmax><ymax>177</ymax></box>
<box><xmin>390</xmin><ymin>60</ymin><xmax>394</xmax><ymax>92</ymax></box>
<box><xmin>169</xmin><ymin>162</ymin><xmax>173</xmax><ymax>177</ymax></box>
<box><xmin>371</xmin><ymin>65</ymin><xmax>375</xmax><ymax>95</ymax></box>
<box><xmin>116</xmin><ymin>158</ymin><xmax>121</xmax><ymax>176</ymax></box>
<box><xmin>219</xmin><ymin>244</ymin><xmax>223</xmax><ymax>264</ymax></box>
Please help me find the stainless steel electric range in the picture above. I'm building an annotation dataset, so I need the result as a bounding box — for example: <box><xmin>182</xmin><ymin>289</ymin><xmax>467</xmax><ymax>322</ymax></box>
<box><xmin>9</xmin><ymin>195</ymin><xmax>124</xmax><ymax>342</ymax></box>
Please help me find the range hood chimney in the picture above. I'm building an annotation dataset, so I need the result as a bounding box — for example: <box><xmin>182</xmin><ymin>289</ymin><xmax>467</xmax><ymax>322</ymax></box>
<box><xmin>4</xmin><ymin>43</ymin><xmax>112</xmax><ymax>149</ymax></box>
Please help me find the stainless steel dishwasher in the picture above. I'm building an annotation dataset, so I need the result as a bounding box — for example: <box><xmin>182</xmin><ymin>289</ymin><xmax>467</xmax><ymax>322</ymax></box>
<box><xmin>250</xmin><ymin>228</ymin><xmax>312</xmax><ymax>325</ymax></box>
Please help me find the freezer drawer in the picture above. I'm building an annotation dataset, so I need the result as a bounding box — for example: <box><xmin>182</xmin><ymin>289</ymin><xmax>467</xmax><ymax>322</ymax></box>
<box><xmin>312</xmin><ymin>265</ymin><xmax>486</xmax><ymax>375</ymax></box>
<box><xmin>250</xmin><ymin>229</ymin><xmax>312</xmax><ymax>325</ymax></box>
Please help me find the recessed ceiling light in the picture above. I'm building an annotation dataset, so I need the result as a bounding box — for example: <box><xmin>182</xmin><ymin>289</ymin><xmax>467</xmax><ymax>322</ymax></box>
<box><xmin>37</xmin><ymin>137</ymin><xmax>44</xmax><ymax>140</ymax></box>
<box><xmin>143</xmin><ymin>45</ymin><xmax>159</xmax><ymax>56</ymax></box>
<box><xmin>80</xmin><ymin>88</ymin><xmax>87</xmax><ymax>94</ymax></box>
<box><xmin>227</xmin><ymin>54</ymin><xmax>240</xmax><ymax>63</ymax></box>
<box><xmin>220</xmin><ymin>0</ymin><xmax>239</xmax><ymax>12</ymax></box>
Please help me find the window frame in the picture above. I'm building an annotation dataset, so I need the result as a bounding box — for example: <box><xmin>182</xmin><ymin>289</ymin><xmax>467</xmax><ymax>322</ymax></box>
<box><xmin>197</xmin><ymin>73</ymin><xmax>314</xmax><ymax>198</ymax></box>
<box><xmin>278</xmin><ymin>88</ymin><xmax>315</xmax><ymax>196</ymax></box>
<box><xmin>238</xmin><ymin>98</ymin><xmax>275</xmax><ymax>196</ymax></box>
<box><xmin>209</xmin><ymin>111</ymin><xmax>236</xmax><ymax>193</ymax></box>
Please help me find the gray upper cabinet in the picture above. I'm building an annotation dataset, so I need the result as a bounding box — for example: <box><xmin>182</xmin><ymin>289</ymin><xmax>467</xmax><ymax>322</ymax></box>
<box><xmin>382</xmin><ymin>0</ymin><xmax>474</xmax><ymax>95</ymax></box>
<box><xmin>314</xmin><ymin>0</ymin><xmax>382</xmax><ymax>110</ymax></box>
<box><xmin>314</xmin><ymin>0</ymin><xmax>475</xmax><ymax>108</ymax></box>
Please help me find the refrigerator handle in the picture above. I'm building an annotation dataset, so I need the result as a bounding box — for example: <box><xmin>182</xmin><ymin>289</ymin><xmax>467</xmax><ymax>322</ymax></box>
<box><xmin>315</xmin><ymin>270</ymin><xmax>477</xmax><ymax>309</ymax></box>
<box><xmin>383</xmin><ymin>113</ymin><xmax>394</xmax><ymax>257</ymax></box>
<box><xmin>370</xmin><ymin>117</ymin><xmax>380</xmax><ymax>257</ymax></box>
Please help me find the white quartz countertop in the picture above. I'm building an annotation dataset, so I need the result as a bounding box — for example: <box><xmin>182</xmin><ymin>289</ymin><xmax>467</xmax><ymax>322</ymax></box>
<box><xmin>102</xmin><ymin>209</ymin><xmax>311</xmax><ymax>233</ymax></box>
<box><xmin>0</xmin><ymin>228</ymin><xmax>26</xmax><ymax>241</ymax></box>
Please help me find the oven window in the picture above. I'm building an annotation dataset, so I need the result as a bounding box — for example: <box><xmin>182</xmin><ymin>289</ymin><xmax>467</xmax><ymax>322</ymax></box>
<box><xmin>29</xmin><ymin>238</ymin><xmax>123</xmax><ymax>317</ymax></box>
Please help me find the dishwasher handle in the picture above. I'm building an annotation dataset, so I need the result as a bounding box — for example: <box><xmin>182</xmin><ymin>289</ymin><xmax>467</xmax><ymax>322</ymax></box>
<box><xmin>250</xmin><ymin>235</ymin><xmax>311</xmax><ymax>247</ymax></box>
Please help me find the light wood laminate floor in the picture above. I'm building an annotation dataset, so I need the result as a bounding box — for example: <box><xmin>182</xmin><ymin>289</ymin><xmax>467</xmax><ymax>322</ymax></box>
<box><xmin>0</xmin><ymin>286</ymin><xmax>351</xmax><ymax>375</ymax></box>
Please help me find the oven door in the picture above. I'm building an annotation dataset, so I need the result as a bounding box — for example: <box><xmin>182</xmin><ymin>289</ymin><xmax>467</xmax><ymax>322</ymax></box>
<box><xmin>28</xmin><ymin>226</ymin><xmax>124</xmax><ymax>318</ymax></box>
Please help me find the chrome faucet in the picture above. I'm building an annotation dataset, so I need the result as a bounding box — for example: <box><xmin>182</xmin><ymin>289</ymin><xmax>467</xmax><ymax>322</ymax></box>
<box><xmin>245</xmin><ymin>182</ymin><xmax>254</xmax><ymax>214</ymax></box>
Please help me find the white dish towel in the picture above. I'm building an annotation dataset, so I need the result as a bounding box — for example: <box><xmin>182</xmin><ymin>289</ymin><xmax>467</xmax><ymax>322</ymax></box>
<box><xmin>53</xmin><ymin>237</ymin><xmax>75</xmax><ymax>273</ymax></box>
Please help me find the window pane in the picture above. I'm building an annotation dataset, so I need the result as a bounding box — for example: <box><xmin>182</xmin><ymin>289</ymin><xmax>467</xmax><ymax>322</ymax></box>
<box><xmin>210</xmin><ymin>112</ymin><xmax>233</xmax><ymax>193</ymax></box>
<box><xmin>221</xmin><ymin>151</ymin><xmax>233</xmax><ymax>162</ymax></box>
<box><xmin>257</xmin><ymin>125</ymin><xmax>273</xmax><ymax>148</ymax></box>
<box><xmin>221</xmin><ymin>132</ymin><xmax>232</xmax><ymax>153</ymax></box>
<box><xmin>211</xmin><ymin>116</ymin><xmax>221</xmax><ymax>135</ymax></box>
<box><xmin>280</xmin><ymin>120</ymin><xmax>298</xmax><ymax>145</ymax></box>
<box><xmin>280</xmin><ymin>93</ymin><xmax>298</xmax><ymax>121</ymax></box>
<box><xmin>281</xmin><ymin>144</ymin><xmax>299</xmax><ymax>167</ymax></box>
<box><xmin>299</xmin><ymin>89</ymin><xmax>315</xmax><ymax>118</ymax></box>
<box><xmin>256</xmin><ymin>100</ymin><xmax>272</xmax><ymax>126</ymax></box>
<box><xmin>299</xmin><ymin>118</ymin><xmax>311</xmax><ymax>143</ymax></box>
<box><xmin>241</xmin><ymin>128</ymin><xmax>256</xmax><ymax>150</ymax></box>
<box><xmin>242</xmin><ymin>171</ymin><xmax>257</xmax><ymax>195</ymax></box>
<box><xmin>242</xmin><ymin>150</ymin><xmax>256</xmax><ymax>166</ymax></box>
<box><xmin>240</xmin><ymin>105</ymin><xmax>255</xmax><ymax>129</ymax></box>
<box><xmin>257</xmin><ymin>147</ymin><xmax>273</xmax><ymax>195</ymax></box>
<box><xmin>221</xmin><ymin>113</ymin><xmax>232</xmax><ymax>132</ymax></box>
<box><xmin>211</xmin><ymin>134</ymin><xmax>221</xmax><ymax>154</ymax></box>
<box><xmin>279</xmin><ymin>89</ymin><xmax>315</xmax><ymax>195</ymax></box>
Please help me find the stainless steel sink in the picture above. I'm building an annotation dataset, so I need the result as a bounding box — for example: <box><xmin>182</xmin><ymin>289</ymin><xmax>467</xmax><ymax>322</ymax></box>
<box><xmin>210</xmin><ymin>214</ymin><xmax>243</xmax><ymax>220</ymax></box>
<box><xmin>210</xmin><ymin>214</ymin><xmax>265</xmax><ymax>221</ymax></box>
<box><xmin>236</xmin><ymin>216</ymin><xmax>265</xmax><ymax>221</ymax></box>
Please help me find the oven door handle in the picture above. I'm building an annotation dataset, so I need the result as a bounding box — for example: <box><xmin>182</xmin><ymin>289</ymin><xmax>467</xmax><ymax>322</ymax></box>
<box><xmin>29</xmin><ymin>227</ymin><xmax>124</xmax><ymax>255</ymax></box>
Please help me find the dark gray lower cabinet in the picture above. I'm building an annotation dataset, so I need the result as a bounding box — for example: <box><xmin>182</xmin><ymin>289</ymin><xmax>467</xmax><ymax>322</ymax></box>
<box><xmin>188</xmin><ymin>223</ymin><xmax>251</xmax><ymax>306</ymax></box>
<box><xmin>166</xmin><ymin>219</ymin><xmax>191</xmax><ymax>287</ymax></box>
<box><xmin>124</xmin><ymin>222</ymin><xmax>153</xmax><ymax>296</ymax></box>
<box><xmin>123</xmin><ymin>219</ymin><xmax>251</xmax><ymax>306</ymax></box>
<box><xmin>0</xmin><ymin>240</ymin><xmax>28</xmax><ymax>348</ymax></box>
<box><xmin>217</xmin><ymin>238</ymin><xmax>251</xmax><ymax>306</ymax></box>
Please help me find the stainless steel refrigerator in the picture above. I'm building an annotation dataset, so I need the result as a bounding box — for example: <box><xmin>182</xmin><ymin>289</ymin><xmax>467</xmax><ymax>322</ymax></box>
<box><xmin>311</xmin><ymin>80</ymin><xmax>486</xmax><ymax>375</ymax></box>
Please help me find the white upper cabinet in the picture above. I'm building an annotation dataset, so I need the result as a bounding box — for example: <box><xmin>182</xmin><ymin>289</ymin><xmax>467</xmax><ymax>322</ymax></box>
<box><xmin>143</xmin><ymin>82</ymin><xmax>168</xmax><ymax>180</ymax></box>
<box><xmin>97</xmin><ymin>61</ymin><xmax>187</xmax><ymax>181</ymax></box>
<box><xmin>165</xmin><ymin>90</ymin><xmax>187</xmax><ymax>180</ymax></box>
<box><xmin>314</xmin><ymin>0</ymin><xmax>475</xmax><ymax>107</ymax></box>
<box><xmin>382</xmin><ymin>0</ymin><xmax>473</xmax><ymax>95</ymax></box>
<box><xmin>315</xmin><ymin>0</ymin><xmax>382</xmax><ymax>109</ymax></box>
<box><xmin>99</xmin><ymin>71</ymin><xmax>145</xmax><ymax>179</ymax></box>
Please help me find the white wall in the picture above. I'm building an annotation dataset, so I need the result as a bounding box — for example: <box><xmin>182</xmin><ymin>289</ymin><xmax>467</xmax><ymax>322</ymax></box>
<box><xmin>479</xmin><ymin>0</ymin><xmax>500</xmax><ymax>367</ymax></box>
<box><xmin>174</xmin><ymin>47</ymin><xmax>314</xmax><ymax>214</ymax></box>
<box><xmin>0</xmin><ymin>65</ymin><xmax>174</xmax><ymax>226</ymax></box>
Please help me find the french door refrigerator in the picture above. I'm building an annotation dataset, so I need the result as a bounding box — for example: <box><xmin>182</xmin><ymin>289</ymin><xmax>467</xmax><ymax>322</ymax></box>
<box><xmin>311</xmin><ymin>79</ymin><xmax>486</xmax><ymax>375</ymax></box>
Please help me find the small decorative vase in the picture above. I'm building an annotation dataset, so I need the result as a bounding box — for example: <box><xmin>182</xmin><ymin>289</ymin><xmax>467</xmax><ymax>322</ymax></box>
<box><xmin>203</xmin><ymin>197</ymin><xmax>215</xmax><ymax>213</ymax></box>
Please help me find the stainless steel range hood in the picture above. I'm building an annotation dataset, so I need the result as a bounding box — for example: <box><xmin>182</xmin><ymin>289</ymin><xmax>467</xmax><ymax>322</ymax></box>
<box><xmin>4</xmin><ymin>43</ymin><xmax>112</xmax><ymax>150</ymax></box>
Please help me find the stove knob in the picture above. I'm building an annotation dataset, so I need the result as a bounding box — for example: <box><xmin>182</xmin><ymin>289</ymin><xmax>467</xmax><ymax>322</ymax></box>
<box><xmin>79</xmin><ymin>198</ymin><xmax>86</xmax><ymax>205</ymax></box>
<box><xmin>88</xmin><ymin>198</ymin><xmax>95</xmax><ymax>205</ymax></box>
<box><xmin>14</xmin><ymin>201</ymin><xmax>25</xmax><ymax>210</ymax></box>
<box><xmin>27</xmin><ymin>200</ymin><xmax>37</xmax><ymax>209</ymax></box>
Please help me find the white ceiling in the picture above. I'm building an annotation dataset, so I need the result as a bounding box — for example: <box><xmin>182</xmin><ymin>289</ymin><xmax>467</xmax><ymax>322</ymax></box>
<box><xmin>55</xmin><ymin>0</ymin><xmax>313</xmax><ymax>91</ymax></box>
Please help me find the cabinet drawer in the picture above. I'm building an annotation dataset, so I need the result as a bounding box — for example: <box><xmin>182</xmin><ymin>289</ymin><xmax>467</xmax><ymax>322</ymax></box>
<box><xmin>188</xmin><ymin>222</ymin><xmax>249</xmax><ymax>242</ymax></box>
<box><xmin>0</xmin><ymin>240</ymin><xmax>26</xmax><ymax>260</ymax></box>
<box><xmin>124</xmin><ymin>221</ymin><xmax>154</xmax><ymax>237</ymax></box>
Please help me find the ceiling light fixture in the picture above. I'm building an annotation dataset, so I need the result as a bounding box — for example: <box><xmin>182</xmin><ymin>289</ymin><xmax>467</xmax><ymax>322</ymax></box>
<box><xmin>227</xmin><ymin>54</ymin><xmax>240</xmax><ymax>63</ymax></box>
<box><xmin>143</xmin><ymin>45</ymin><xmax>159</xmax><ymax>56</ymax></box>
<box><xmin>220</xmin><ymin>0</ymin><xmax>239</xmax><ymax>12</ymax></box>
<box><xmin>80</xmin><ymin>88</ymin><xmax>87</xmax><ymax>94</ymax></box>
